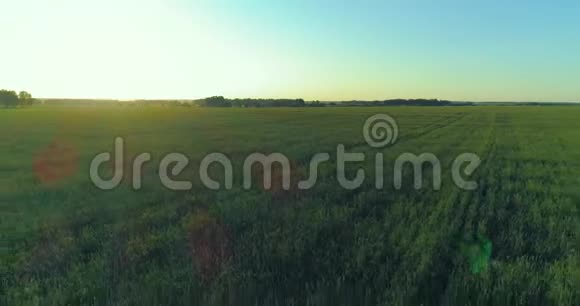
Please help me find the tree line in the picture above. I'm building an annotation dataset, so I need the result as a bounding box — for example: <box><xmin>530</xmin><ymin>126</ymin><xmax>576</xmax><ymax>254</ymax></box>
<box><xmin>0</xmin><ymin>89</ymin><xmax>35</xmax><ymax>107</ymax></box>
<box><xmin>328</xmin><ymin>98</ymin><xmax>473</xmax><ymax>106</ymax></box>
<box><xmin>16</xmin><ymin>95</ymin><xmax>479</xmax><ymax>108</ymax></box>
<box><xmin>197</xmin><ymin>96</ymin><xmax>308</xmax><ymax>107</ymax></box>
<box><xmin>197</xmin><ymin>96</ymin><xmax>472</xmax><ymax>107</ymax></box>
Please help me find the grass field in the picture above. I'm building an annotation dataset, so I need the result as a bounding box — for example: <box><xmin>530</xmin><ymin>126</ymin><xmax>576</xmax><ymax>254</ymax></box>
<box><xmin>1</xmin><ymin>105</ymin><xmax>579</xmax><ymax>305</ymax></box>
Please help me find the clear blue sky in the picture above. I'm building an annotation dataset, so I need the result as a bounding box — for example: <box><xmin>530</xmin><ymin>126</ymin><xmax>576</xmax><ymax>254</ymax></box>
<box><xmin>1</xmin><ymin>0</ymin><xmax>579</xmax><ymax>101</ymax></box>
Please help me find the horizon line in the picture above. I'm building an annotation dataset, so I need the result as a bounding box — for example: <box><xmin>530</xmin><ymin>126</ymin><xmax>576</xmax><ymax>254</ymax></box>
<box><xmin>36</xmin><ymin>97</ymin><xmax>580</xmax><ymax>104</ymax></box>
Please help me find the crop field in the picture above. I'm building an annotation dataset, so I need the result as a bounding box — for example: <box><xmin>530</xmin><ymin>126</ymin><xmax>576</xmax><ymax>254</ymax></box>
<box><xmin>1</xmin><ymin>105</ymin><xmax>579</xmax><ymax>305</ymax></box>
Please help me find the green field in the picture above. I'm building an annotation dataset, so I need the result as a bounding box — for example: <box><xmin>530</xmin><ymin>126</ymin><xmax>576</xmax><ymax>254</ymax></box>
<box><xmin>1</xmin><ymin>106</ymin><xmax>579</xmax><ymax>305</ymax></box>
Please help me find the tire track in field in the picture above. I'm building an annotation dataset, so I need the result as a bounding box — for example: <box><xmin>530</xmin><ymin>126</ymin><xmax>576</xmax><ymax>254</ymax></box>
<box><xmin>290</xmin><ymin>111</ymin><xmax>487</xmax><ymax>304</ymax></box>
<box><xmin>434</xmin><ymin>112</ymin><xmax>499</xmax><ymax>305</ymax></box>
<box><xmin>452</xmin><ymin>111</ymin><xmax>498</xmax><ymax>238</ymax></box>
<box><xmin>465</xmin><ymin>112</ymin><xmax>572</xmax><ymax>260</ymax></box>
<box><xmin>378</xmin><ymin>111</ymin><xmax>497</xmax><ymax>304</ymax></box>
<box><xmin>298</xmin><ymin>111</ymin><xmax>472</xmax><ymax>208</ymax></box>
<box><xmin>291</xmin><ymin>110</ymin><xmax>488</xmax><ymax>304</ymax></box>
<box><xmin>440</xmin><ymin>111</ymin><xmax>578</xmax><ymax>305</ymax></box>
<box><xmin>345</xmin><ymin>111</ymin><xmax>469</xmax><ymax>153</ymax></box>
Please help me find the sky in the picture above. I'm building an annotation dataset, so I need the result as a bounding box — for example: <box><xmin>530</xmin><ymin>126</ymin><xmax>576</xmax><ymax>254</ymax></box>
<box><xmin>1</xmin><ymin>0</ymin><xmax>579</xmax><ymax>102</ymax></box>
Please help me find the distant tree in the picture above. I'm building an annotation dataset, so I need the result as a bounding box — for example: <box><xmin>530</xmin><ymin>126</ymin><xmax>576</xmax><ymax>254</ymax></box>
<box><xmin>0</xmin><ymin>89</ymin><xmax>19</xmax><ymax>108</ymax></box>
<box><xmin>201</xmin><ymin>96</ymin><xmax>232</xmax><ymax>107</ymax></box>
<box><xmin>308</xmin><ymin>101</ymin><xmax>324</xmax><ymax>107</ymax></box>
<box><xmin>203</xmin><ymin>97</ymin><xmax>307</xmax><ymax>108</ymax></box>
<box><xmin>18</xmin><ymin>91</ymin><xmax>34</xmax><ymax>106</ymax></box>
